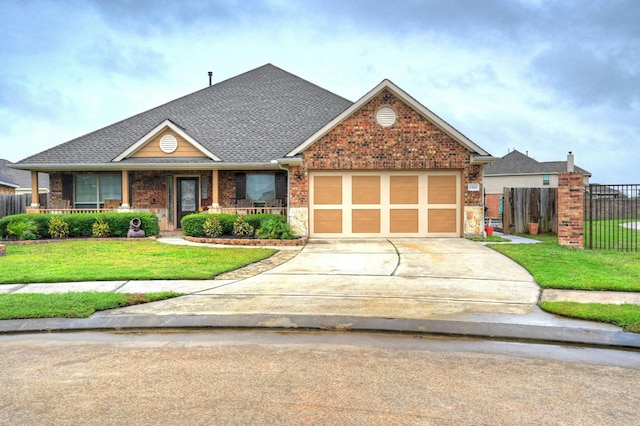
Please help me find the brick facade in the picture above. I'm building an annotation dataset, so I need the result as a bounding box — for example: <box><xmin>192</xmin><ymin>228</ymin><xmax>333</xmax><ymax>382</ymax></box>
<box><xmin>485</xmin><ymin>193</ymin><xmax>502</xmax><ymax>219</ymax></box>
<box><xmin>0</xmin><ymin>185</ymin><xmax>15</xmax><ymax>195</ymax></box>
<box><xmin>557</xmin><ymin>172</ymin><xmax>584</xmax><ymax>248</ymax></box>
<box><xmin>289</xmin><ymin>89</ymin><xmax>483</xmax><ymax>209</ymax></box>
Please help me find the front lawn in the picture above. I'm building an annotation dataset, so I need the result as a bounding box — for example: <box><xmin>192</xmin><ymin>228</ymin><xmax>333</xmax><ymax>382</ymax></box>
<box><xmin>0</xmin><ymin>240</ymin><xmax>276</xmax><ymax>284</ymax></box>
<box><xmin>0</xmin><ymin>292</ymin><xmax>181</xmax><ymax>319</ymax></box>
<box><xmin>488</xmin><ymin>234</ymin><xmax>640</xmax><ymax>292</ymax></box>
<box><xmin>488</xmin><ymin>234</ymin><xmax>640</xmax><ymax>332</ymax></box>
<box><xmin>539</xmin><ymin>301</ymin><xmax>640</xmax><ymax>333</ymax></box>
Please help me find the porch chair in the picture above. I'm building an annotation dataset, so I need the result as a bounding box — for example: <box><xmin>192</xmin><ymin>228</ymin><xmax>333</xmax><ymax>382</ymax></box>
<box><xmin>264</xmin><ymin>199</ymin><xmax>283</xmax><ymax>215</ymax></box>
<box><xmin>235</xmin><ymin>199</ymin><xmax>254</xmax><ymax>215</ymax></box>
<box><xmin>51</xmin><ymin>199</ymin><xmax>70</xmax><ymax>213</ymax></box>
<box><xmin>103</xmin><ymin>199</ymin><xmax>121</xmax><ymax>212</ymax></box>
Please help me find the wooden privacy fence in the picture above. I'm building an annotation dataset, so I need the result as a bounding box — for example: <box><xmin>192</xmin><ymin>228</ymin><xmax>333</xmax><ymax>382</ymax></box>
<box><xmin>502</xmin><ymin>187</ymin><xmax>556</xmax><ymax>234</ymax></box>
<box><xmin>0</xmin><ymin>194</ymin><xmax>48</xmax><ymax>219</ymax></box>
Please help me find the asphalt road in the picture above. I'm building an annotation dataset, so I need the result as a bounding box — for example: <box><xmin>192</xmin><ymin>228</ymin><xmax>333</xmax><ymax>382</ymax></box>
<box><xmin>1</xmin><ymin>330</ymin><xmax>639</xmax><ymax>425</ymax></box>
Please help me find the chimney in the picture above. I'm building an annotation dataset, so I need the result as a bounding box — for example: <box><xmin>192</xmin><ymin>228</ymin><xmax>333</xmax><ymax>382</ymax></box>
<box><xmin>567</xmin><ymin>151</ymin><xmax>574</xmax><ymax>172</ymax></box>
<box><xmin>208</xmin><ymin>71</ymin><xmax>213</xmax><ymax>86</ymax></box>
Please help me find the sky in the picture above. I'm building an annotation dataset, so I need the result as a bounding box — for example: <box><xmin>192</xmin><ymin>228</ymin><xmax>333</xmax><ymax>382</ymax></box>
<box><xmin>1</xmin><ymin>0</ymin><xmax>638</xmax><ymax>184</ymax></box>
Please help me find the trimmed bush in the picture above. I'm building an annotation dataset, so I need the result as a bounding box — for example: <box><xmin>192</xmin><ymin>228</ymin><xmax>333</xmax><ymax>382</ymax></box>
<box><xmin>181</xmin><ymin>213</ymin><xmax>286</xmax><ymax>238</ymax></box>
<box><xmin>0</xmin><ymin>212</ymin><xmax>159</xmax><ymax>240</ymax></box>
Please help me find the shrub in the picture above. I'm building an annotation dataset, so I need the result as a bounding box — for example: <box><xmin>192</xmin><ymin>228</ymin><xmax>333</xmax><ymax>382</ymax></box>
<box><xmin>257</xmin><ymin>217</ymin><xmax>294</xmax><ymax>239</ymax></box>
<box><xmin>48</xmin><ymin>217</ymin><xmax>70</xmax><ymax>239</ymax></box>
<box><xmin>203</xmin><ymin>215</ymin><xmax>223</xmax><ymax>237</ymax></box>
<box><xmin>233</xmin><ymin>216</ymin><xmax>254</xmax><ymax>237</ymax></box>
<box><xmin>0</xmin><ymin>212</ymin><xmax>159</xmax><ymax>240</ymax></box>
<box><xmin>245</xmin><ymin>213</ymin><xmax>286</xmax><ymax>230</ymax></box>
<box><xmin>92</xmin><ymin>218</ymin><xmax>111</xmax><ymax>238</ymax></box>
<box><xmin>180</xmin><ymin>213</ymin><xmax>287</xmax><ymax>238</ymax></box>
<box><xmin>5</xmin><ymin>217</ymin><xmax>39</xmax><ymax>240</ymax></box>
<box><xmin>21</xmin><ymin>231</ymin><xmax>38</xmax><ymax>240</ymax></box>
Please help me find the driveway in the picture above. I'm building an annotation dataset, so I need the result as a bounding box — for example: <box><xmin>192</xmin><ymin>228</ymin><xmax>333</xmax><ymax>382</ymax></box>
<box><xmin>108</xmin><ymin>238</ymin><xmax>541</xmax><ymax>319</ymax></box>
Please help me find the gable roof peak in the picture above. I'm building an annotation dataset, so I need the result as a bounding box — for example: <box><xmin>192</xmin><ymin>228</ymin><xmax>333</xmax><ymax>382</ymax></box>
<box><xmin>286</xmin><ymin>78</ymin><xmax>492</xmax><ymax>158</ymax></box>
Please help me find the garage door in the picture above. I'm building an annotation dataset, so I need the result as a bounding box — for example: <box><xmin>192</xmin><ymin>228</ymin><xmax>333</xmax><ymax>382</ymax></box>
<box><xmin>310</xmin><ymin>171</ymin><xmax>461</xmax><ymax>238</ymax></box>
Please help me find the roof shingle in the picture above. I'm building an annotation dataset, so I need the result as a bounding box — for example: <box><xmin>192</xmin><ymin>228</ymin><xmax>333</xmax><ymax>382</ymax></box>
<box><xmin>17</xmin><ymin>64</ymin><xmax>353</xmax><ymax>166</ymax></box>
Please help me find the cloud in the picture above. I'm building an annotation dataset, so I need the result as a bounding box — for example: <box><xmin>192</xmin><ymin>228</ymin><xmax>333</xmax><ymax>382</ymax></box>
<box><xmin>78</xmin><ymin>39</ymin><xmax>167</xmax><ymax>78</ymax></box>
<box><xmin>528</xmin><ymin>43</ymin><xmax>640</xmax><ymax>109</ymax></box>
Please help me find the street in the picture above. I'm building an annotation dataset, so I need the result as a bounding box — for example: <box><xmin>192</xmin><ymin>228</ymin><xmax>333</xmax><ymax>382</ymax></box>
<box><xmin>1</xmin><ymin>330</ymin><xmax>639</xmax><ymax>425</ymax></box>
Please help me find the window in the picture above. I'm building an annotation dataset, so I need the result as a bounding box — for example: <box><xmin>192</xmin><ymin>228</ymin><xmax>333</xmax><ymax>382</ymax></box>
<box><xmin>246</xmin><ymin>174</ymin><xmax>275</xmax><ymax>201</ymax></box>
<box><xmin>75</xmin><ymin>174</ymin><xmax>122</xmax><ymax>209</ymax></box>
<box><xmin>543</xmin><ymin>175</ymin><xmax>550</xmax><ymax>186</ymax></box>
<box><xmin>235</xmin><ymin>172</ymin><xmax>287</xmax><ymax>203</ymax></box>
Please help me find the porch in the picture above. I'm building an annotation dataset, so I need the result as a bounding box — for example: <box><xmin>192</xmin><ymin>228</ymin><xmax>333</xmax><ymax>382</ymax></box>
<box><xmin>27</xmin><ymin>169</ymin><xmax>290</xmax><ymax>231</ymax></box>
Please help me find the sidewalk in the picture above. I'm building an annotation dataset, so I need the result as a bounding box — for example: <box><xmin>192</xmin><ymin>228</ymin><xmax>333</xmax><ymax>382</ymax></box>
<box><xmin>1</xmin><ymin>236</ymin><xmax>639</xmax><ymax>349</ymax></box>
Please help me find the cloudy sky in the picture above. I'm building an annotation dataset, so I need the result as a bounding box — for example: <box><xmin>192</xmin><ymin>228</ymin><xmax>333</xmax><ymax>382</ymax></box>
<box><xmin>1</xmin><ymin>0</ymin><xmax>638</xmax><ymax>183</ymax></box>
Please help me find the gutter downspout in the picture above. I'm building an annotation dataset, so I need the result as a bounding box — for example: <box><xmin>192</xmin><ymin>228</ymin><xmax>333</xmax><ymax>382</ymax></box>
<box><xmin>272</xmin><ymin>160</ymin><xmax>291</xmax><ymax>223</ymax></box>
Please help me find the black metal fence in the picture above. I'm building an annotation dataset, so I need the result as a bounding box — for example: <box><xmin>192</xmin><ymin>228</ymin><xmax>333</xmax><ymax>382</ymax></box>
<box><xmin>584</xmin><ymin>184</ymin><xmax>639</xmax><ymax>251</ymax></box>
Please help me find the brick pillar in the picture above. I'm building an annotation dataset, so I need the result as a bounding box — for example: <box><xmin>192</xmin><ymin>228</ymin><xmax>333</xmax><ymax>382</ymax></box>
<box><xmin>557</xmin><ymin>172</ymin><xmax>584</xmax><ymax>249</ymax></box>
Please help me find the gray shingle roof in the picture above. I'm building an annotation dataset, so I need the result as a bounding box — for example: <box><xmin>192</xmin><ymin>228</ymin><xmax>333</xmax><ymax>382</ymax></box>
<box><xmin>0</xmin><ymin>159</ymin><xmax>49</xmax><ymax>188</ymax></box>
<box><xmin>17</xmin><ymin>64</ymin><xmax>353</xmax><ymax>167</ymax></box>
<box><xmin>484</xmin><ymin>150</ymin><xmax>591</xmax><ymax>176</ymax></box>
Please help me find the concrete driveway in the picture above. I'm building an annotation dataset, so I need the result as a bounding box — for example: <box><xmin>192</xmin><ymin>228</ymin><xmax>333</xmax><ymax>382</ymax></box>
<box><xmin>110</xmin><ymin>238</ymin><xmax>541</xmax><ymax>319</ymax></box>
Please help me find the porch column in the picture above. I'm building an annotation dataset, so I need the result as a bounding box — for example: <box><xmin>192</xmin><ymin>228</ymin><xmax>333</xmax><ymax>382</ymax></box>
<box><xmin>210</xmin><ymin>169</ymin><xmax>221</xmax><ymax>213</ymax></box>
<box><xmin>30</xmin><ymin>171</ymin><xmax>39</xmax><ymax>208</ymax></box>
<box><xmin>121</xmin><ymin>170</ymin><xmax>130</xmax><ymax>209</ymax></box>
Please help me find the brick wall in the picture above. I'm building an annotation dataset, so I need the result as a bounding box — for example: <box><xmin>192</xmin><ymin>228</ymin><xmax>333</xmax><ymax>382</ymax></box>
<box><xmin>0</xmin><ymin>185</ymin><xmax>16</xmax><ymax>195</ymax></box>
<box><xmin>557</xmin><ymin>172</ymin><xmax>584</xmax><ymax>248</ymax></box>
<box><xmin>485</xmin><ymin>194</ymin><xmax>502</xmax><ymax>219</ymax></box>
<box><xmin>290</xmin><ymin>89</ymin><xmax>483</xmax><ymax>208</ymax></box>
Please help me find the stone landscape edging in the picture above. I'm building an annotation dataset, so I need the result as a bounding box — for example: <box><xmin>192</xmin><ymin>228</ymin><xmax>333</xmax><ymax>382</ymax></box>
<box><xmin>184</xmin><ymin>236</ymin><xmax>308</xmax><ymax>246</ymax></box>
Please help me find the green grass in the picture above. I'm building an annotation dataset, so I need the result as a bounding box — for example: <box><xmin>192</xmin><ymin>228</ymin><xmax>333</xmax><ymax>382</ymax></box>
<box><xmin>584</xmin><ymin>219</ymin><xmax>639</xmax><ymax>250</ymax></box>
<box><xmin>0</xmin><ymin>240</ymin><xmax>276</xmax><ymax>284</ymax></box>
<box><xmin>540</xmin><ymin>301</ymin><xmax>640</xmax><ymax>333</ymax></box>
<box><xmin>488</xmin><ymin>234</ymin><xmax>640</xmax><ymax>292</ymax></box>
<box><xmin>467</xmin><ymin>235</ymin><xmax>511</xmax><ymax>242</ymax></box>
<box><xmin>0</xmin><ymin>292</ymin><xmax>181</xmax><ymax>319</ymax></box>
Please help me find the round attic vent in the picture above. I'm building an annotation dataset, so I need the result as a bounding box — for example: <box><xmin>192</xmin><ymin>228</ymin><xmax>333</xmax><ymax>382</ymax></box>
<box><xmin>376</xmin><ymin>107</ymin><xmax>397</xmax><ymax>127</ymax></box>
<box><xmin>159</xmin><ymin>134</ymin><xmax>178</xmax><ymax>153</ymax></box>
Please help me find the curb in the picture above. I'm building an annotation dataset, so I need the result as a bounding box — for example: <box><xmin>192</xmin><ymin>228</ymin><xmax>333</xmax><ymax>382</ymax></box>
<box><xmin>2</xmin><ymin>314</ymin><xmax>639</xmax><ymax>349</ymax></box>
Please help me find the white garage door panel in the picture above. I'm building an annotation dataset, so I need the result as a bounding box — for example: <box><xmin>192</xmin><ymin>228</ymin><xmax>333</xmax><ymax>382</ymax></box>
<box><xmin>310</xmin><ymin>171</ymin><xmax>461</xmax><ymax>238</ymax></box>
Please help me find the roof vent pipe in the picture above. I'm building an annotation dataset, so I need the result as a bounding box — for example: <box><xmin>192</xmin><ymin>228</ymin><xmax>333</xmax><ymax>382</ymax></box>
<box><xmin>567</xmin><ymin>151</ymin><xmax>574</xmax><ymax>172</ymax></box>
<box><xmin>208</xmin><ymin>71</ymin><xmax>213</xmax><ymax>86</ymax></box>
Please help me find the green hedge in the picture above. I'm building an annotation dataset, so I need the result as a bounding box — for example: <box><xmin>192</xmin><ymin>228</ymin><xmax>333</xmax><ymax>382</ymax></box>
<box><xmin>181</xmin><ymin>213</ymin><xmax>286</xmax><ymax>238</ymax></box>
<box><xmin>0</xmin><ymin>212</ymin><xmax>159</xmax><ymax>239</ymax></box>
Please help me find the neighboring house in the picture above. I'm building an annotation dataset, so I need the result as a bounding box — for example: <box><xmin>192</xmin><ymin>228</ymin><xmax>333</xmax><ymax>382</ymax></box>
<box><xmin>484</xmin><ymin>149</ymin><xmax>591</xmax><ymax>218</ymax></box>
<box><xmin>587</xmin><ymin>184</ymin><xmax>624</xmax><ymax>199</ymax></box>
<box><xmin>12</xmin><ymin>64</ymin><xmax>495</xmax><ymax>237</ymax></box>
<box><xmin>0</xmin><ymin>171</ymin><xmax>19</xmax><ymax>195</ymax></box>
<box><xmin>0</xmin><ymin>159</ymin><xmax>49</xmax><ymax>195</ymax></box>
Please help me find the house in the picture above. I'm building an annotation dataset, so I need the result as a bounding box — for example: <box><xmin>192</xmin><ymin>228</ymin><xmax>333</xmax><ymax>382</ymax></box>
<box><xmin>0</xmin><ymin>171</ymin><xmax>18</xmax><ymax>195</ymax></box>
<box><xmin>11</xmin><ymin>64</ymin><xmax>495</xmax><ymax>237</ymax></box>
<box><xmin>0</xmin><ymin>159</ymin><xmax>49</xmax><ymax>195</ymax></box>
<box><xmin>587</xmin><ymin>184</ymin><xmax>624</xmax><ymax>199</ymax></box>
<box><xmin>483</xmin><ymin>149</ymin><xmax>591</xmax><ymax>218</ymax></box>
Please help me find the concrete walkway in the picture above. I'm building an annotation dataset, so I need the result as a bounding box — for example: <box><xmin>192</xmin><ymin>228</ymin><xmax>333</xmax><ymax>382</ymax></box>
<box><xmin>2</xmin><ymin>236</ymin><xmax>639</xmax><ymax>348</ymax></box>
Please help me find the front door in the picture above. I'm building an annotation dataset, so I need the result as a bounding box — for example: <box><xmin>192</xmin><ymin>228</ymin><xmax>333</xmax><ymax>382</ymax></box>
<box><xmin>177</xmin><ymin>177</ymin><xmax>199</xmax><ymax>227</ymax></box>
